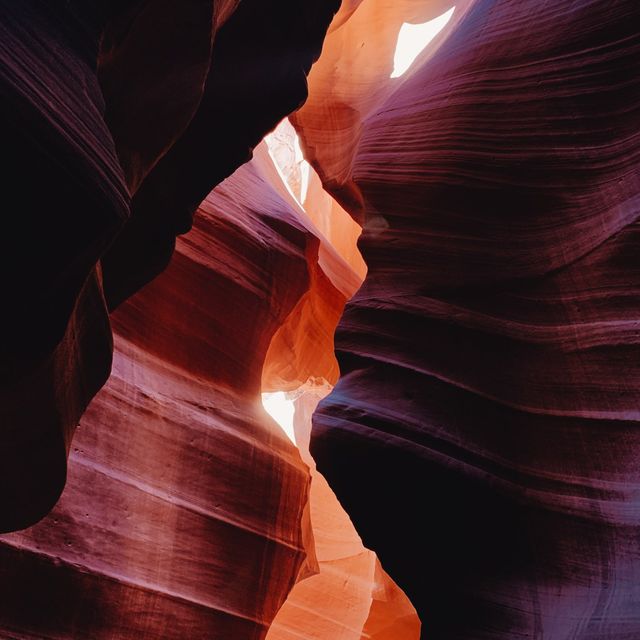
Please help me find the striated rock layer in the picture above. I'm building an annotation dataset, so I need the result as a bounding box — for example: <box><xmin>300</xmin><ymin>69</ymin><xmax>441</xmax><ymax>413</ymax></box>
<box><xmin>3</xmin><ymin>0</ymin><xmax>639</xmax><ymax>637</ymax></box>
<box><xmin>0</xmin><ymin>0</ymin><xmax>337</xmax><ymax>530</ymax></box>
<box><xmin>1</xmin><ymin>148</ymin><xmax>317</xmax><ymax>639</ymax></box>
<box><xmin>0</xmin><ymin>127</ymin><xmax>418</xmax><ymax>638</ymax></box>
<box><xmin>100</xmin><ymin>0</ymin><xmax>341</xmax><ymax>309</ymax></box>
<box><xmin>296</xmin><ymin>0</ymin><xmax>640</xmax><ymax>638</ymax></box>
<box><xmin>0</xmin><ymin>1</ymin><xmax>366</xmax><ymax>638</ymax></box>
<box><xmin>1</xmin><ymin>0</ymin><xmax>130</xmax><ymax>533</ymax></box>
<box><xmin>265</xmin><ymin>386</ymin><xmax>421</xmax><ymax>640</ymax></box>
<box><xmin>261</xmin><ymin>120</ymin><xmax>420</xmax><ymax>639</ymax></box>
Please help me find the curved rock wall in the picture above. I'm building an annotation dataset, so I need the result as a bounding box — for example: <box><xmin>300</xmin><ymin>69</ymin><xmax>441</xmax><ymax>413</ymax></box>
<box><xmin>295</xmin><ymin>0</ymin><xmax>640</xmax><ymax>637</ymax></box>
<box><xmin>2</xmin><ymin>0</ymin><xmax>638</xmax><ymax>637</ymax></box>
<box><xmin>260</xmin><ymin>121</ymin><xmax>420</xmax><ymax>639</ymax></box>
<box><xmin>0</xmin><ymin>149</ymin><xmax>316</xmax><ymax>639</ymax></box>
<box><xmin>1</xmin><ymin>0</ymin><xmax>130</xmax><ymax>532</ymax></box>
<box><xmin>0</xmin><ymin>1</ymin><xmax>350</xmax><ymax>637</ymax></box>
<box><xmin>0</xmin><ymin>0</ymin><xmax>337</xmax><ymax>532</ymax></box>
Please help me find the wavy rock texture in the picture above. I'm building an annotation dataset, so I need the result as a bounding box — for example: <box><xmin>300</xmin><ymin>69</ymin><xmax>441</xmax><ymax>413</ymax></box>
<box><xmin>3</xmin><ymin>0</ymin><xmax>639</xmax><ymax>638</ymax></box>
<box><xmin>0</xmin><ymin>148</ymin><xmax>319</xmax><ymax>639</ymax></box>
<box><xmin>295</xmin><ymin>0</ymin><xmax>640</xmax><ymax>638</ymax></box>
<box><xmin>100</xmin><ymin>0</ymin><xmax>340</xmax><ymax>308</ymax></box>
<box><xmin>260</xmin><ymin>121</ymin><xmax>420</xmax><ymax>639</ymax></box>
<box><xmin>0</xmin><ymin>0</ymin><xmax>130</xmax><ymax>532</ymax></box>
<box><xmin>262</xmin><ymin>121</ymin><xmax>367</xmax><ymax>393</ymax></box>
<box><xmin>0</xmin><ymin>1</ymin><xmax>366</xmax><ymax>637</ymax></box>
<box><xmin>0</xmin><ymin>127</ymin><xmax>417</xmax><ymax>638</ymax></box>
<box><xmin>0</xmin><ymin>0</ymin><xmax>337</xmax><ymax>531</ymax></box>
<box><xmin>265</xmin><ymin>386</ymin><xmax>421</xmax><ymax>640</ymax></box>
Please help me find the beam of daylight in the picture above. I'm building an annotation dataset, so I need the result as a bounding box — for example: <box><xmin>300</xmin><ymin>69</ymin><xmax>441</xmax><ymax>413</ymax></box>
<box><xmin>262</xmin><ymin>391</ymin><xmax>297</xmax><ymax>444</ymax></box>
<box><xmin>265</xmin><ymin>118</ymin><xmax>310</xmax><ymax>207</ymax></box>
<box><xmin>390</xmin><ymin>7</ymin><xmax>455</xmax><ymax>78</ymax></box>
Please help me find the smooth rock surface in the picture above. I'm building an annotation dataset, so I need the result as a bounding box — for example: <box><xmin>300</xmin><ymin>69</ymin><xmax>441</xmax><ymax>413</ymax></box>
<box><xmin>1</xmin><ymin>151</ymin><xmax>316</xmax><ymax>639</ymax></box>
<box><xmin>296</xmin><ymin>0</ymin><xmax>640</xmax><ymax>637</ymax></box>
<box><xmin>0</xmin><ymin>0</ymin><xmax>337</xmax><ymax>533</ymax></box>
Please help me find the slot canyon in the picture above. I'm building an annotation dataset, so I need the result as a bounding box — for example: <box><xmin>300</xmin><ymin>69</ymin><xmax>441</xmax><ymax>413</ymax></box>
<box><xmin>0</xmin><ymin>1</ymin><xmax>638</xmax><ymax>639</ymax></box>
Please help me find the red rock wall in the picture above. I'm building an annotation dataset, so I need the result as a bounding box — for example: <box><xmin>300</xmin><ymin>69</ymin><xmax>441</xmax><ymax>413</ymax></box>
<box><xmin>0</xmin><ymin>150</ymin><xmax>317</xmax><ymax>639</ymax></box>
<box><xmin>295</xmin><ymin>0</ymin><xmax>640</xmax><ymax>637</ymax></box>
<box><xmin>265</xmin><ymin>389</ymin><xmax>421</xmax><ymax>640</ymax></box>
<box><xmin>259</xmin><ymin>122</ymin><xmax>421</xmax><ymax>638</ymax></box>
<box><xmin>2</xmin><ymin>0</ymin><xmax>639</xmax><ymax>637</ymax></box>
<box><xmin>0</xmin><ymin>0</ymin><xmax>338</xmax><ymax>532</ymax></box>
<box><xmin>0</xmin><ymin>1</ymin><xmax>348</xmax><ymax>637</ymax></box>
<box><xmin>0</xmin><ymin>128</ymin><xmax>417</xmax><ymax>639</ymax></box>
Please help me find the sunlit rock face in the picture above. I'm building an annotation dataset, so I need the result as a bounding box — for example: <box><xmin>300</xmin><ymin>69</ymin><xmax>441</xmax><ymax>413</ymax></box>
<box><xmin>0</xmin><ymin>146</ymin><xmax>318</xmax><ymax>639</ymax></box>
<box><xmin>295</xmin><ymin>0</ymin><xmax>640</xmax><ymax>638</ymax></box>
<box><xmin>262</xmin><ymin>120</ymin><xmax>367</xmax><ymax>394</ymax></box>
<box><xmin>0</xmin><ymin>0</ymin><xmax>358</xmax><ymax>638</ymax></box>
<box><xmin>260</xmin><ymin>120</ymin><xmax>420</xmax><ymax>639</ymax></box>
<box><xmin>2</xmin><ymin>0</ymin><xmax>639</xmax><ymax>638</ymax></box>
<box><xmin>0</xmin><ymin>125</ymin><xmax>418</xmax><ymax>637</ymax></box>
<box><xmin>264</xmin><ymin>387</ymin><xmax>421</xmax><ymax>640</ymax></box>
<box><xmin>0</xmin><ymin>0</ymin><xmax>338</xmax><ymax>531</ymax></box>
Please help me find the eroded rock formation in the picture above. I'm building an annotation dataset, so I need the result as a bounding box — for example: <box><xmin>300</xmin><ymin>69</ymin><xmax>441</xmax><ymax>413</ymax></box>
<box><xmin>294</xmin><ymin>0</ymin><xmax>640</xmax><ymax>637</ymax></box>
<box><xmin>260</xmin><ymin>121</ymin><xmax>420</xmax><ymax>639</ymax></box>
<box><xmin>0</xmin><ymin>0</ymin><xmax>337</xmax><ymax>531</ymax></box>
<box><xmin>1</xmin><ymin>0</ymin><xmax>639</xmax><ymax>637</ymax></box>
<box><xmin>0</xmin><ymin>124</ymin><xmax>418</xmax><ymax>637</ymax></box>
<box><xmin>0</xmin><ymin>1</ymin><xmax>352</xmax><ymax>637</ymax></box>
<box><xmin>1</xmin><ymin>0</ymin><xmax>130</xmax><ymax>533</ymax></box>
<box><xmin>0</xmin><ymin>142</ymin><xmax>323</xmax><ymax>639</ymax></box>
<box><xmin>265</xmin><ymin>386</ymin><xmax>421</xmax><ymax>640</ymax></box>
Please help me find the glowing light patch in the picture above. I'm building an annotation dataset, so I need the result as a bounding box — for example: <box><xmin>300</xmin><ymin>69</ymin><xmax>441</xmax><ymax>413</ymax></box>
<box><xmin>265</xmin><ymin>118</ymin><xmax>311</xmax><ymax>207</ymax></box>
<box><xmin>293</xmin><ymin>131</ymin><xmax>310</xmax><ymax>204</ymax></box>
<box><xmin>390</xmin><ymin>7</ymin><xmax>455</xmax><ymax>78</ymax></box>
<box><xmin>262</xmin><ymin>391</ymin><xmax>297</xmax><ymax>444</ymax></box>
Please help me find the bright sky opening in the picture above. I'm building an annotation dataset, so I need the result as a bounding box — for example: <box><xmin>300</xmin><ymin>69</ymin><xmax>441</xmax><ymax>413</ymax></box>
<box><xmin>265</xmin><ymin>118</ymin><xmax>311</xmax><ymax>206</ymax></box>
<box><xmin>390</xmin><ymin>7</ymin><xmax>455</xmax><ymax>78</ymax></box>
<box><xmin>262</xmin><ymin>391</ymin><xmax>297</xmax><ymax>444</ymax></box>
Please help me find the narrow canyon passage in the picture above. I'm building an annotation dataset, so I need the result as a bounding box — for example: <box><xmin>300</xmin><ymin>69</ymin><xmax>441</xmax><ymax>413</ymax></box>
<box><xmin>1</xmin><ymin>1</ymin><xmax>639</xmax><ymax>639</ymax></box>
<box><xmin>260</xmin><ymin>118</ymin><xmax>420</xmax><ymax>639</ymax></box>
<box><xmin>0</xmin><ymin>115</ymin><xmax>418</xmax><ymax>638</ymax></box>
